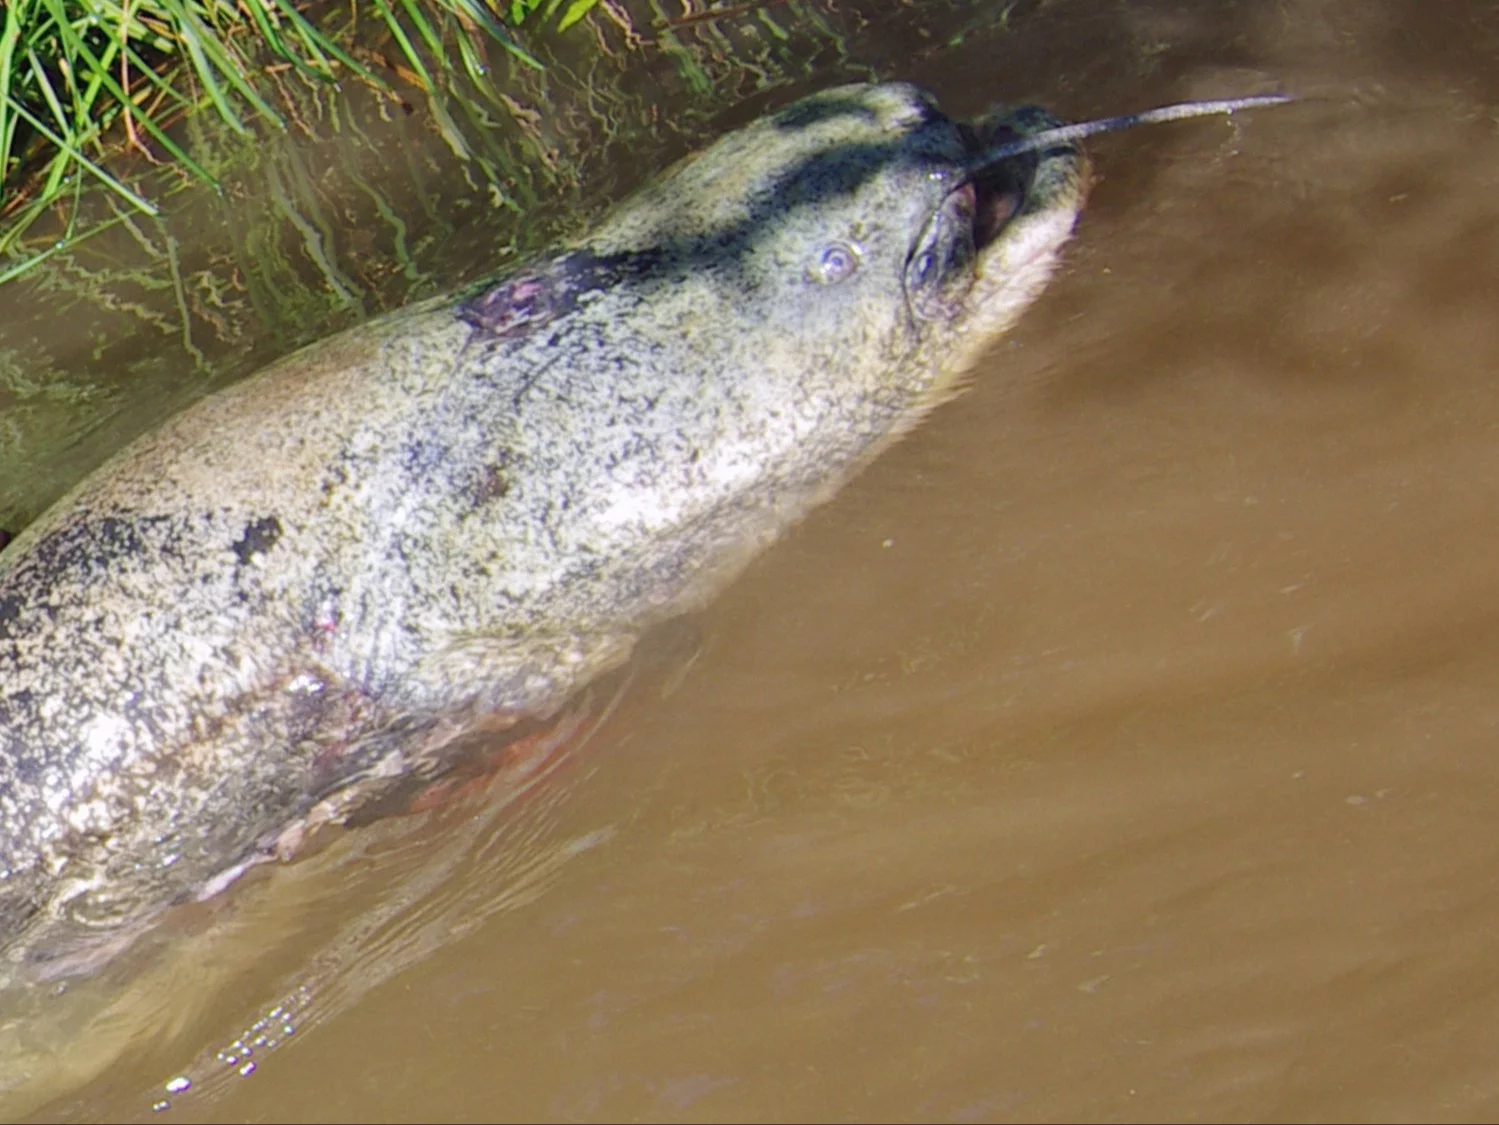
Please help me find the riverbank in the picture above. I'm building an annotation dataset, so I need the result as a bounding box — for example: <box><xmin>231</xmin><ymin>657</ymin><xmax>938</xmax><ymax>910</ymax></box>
<box><xmin>0</xmin><ymin>0</ymin><xmax>597</xmax><ymax>282</ymax></box>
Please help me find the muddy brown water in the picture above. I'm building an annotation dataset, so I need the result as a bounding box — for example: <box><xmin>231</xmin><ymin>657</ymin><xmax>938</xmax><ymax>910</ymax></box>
<box><xmin>9</xmin><ymin>0</ymin><xmax>1499</xmax><ymax>1120</ymax></box>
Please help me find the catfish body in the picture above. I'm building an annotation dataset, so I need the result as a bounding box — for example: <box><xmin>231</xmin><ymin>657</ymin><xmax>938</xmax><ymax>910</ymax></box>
<box><xmin>0</xmin><ymin>83</ymin><xmax>1088</xmax><ymax>974</ymax></box>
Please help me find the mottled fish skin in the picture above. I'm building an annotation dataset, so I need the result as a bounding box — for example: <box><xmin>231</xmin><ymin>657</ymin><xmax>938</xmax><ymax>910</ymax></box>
<box><xmin>0</xmin><ymin>83</ymin><xmax>1088</xmax><ymax>974</ymax></box>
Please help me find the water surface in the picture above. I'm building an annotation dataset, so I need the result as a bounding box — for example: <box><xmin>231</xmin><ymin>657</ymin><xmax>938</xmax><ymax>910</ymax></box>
<box><xmin>11</xmin><ymin>0</ymin><xmax>1499</xmax><ymax>1120</ymax></box>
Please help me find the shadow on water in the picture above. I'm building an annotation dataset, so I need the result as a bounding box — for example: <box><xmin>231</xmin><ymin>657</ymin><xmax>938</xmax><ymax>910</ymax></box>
<box><xmin>8</xmin><ymin>0</ymin><xmax>1499</xmax><ymax>1120</ymax></box>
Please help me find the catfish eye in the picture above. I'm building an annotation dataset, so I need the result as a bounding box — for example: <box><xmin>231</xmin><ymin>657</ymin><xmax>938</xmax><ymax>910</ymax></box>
<box><xmin>808</xmin><ymin>241</ymin><xmax>861</xmax><ymax>285</ymax></box>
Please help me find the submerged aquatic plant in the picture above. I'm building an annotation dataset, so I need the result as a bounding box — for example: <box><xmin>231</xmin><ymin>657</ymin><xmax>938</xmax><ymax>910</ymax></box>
<box><xmin>0</xmin><ymin>0</ymin><xmax>597</xmax><ymax>280</ymax></box>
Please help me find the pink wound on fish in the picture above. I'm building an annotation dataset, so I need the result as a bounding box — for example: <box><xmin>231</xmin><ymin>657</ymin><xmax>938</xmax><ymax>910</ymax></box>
<box><xmin>459</xmin><ymin>272</ymin><xmax>565</xmax><ymax>338</ymax></box>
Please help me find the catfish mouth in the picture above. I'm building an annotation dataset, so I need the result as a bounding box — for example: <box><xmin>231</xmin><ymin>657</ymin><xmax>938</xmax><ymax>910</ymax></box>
<box><xmin>905</xmin><ymin>108</ymin><xmax>1073</xmax><ymax>322</ymax></box>
<box><xmin>959</xmin><ymin>114</ymin><xmax>1053</xmax><ymax>253</ymax></box>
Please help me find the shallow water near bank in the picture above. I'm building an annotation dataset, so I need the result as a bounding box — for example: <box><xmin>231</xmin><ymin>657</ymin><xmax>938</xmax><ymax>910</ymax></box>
<box><xmin>9</xmin><ymin>0</ymin><xmax>1499</xmax><ymax>1120</ymax></box>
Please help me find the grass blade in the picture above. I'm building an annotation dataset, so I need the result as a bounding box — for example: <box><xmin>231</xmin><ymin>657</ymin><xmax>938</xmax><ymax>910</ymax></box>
<box><xmin>2</xmin><ymin>90</ymin><xmax>157</xmax><ymax>214</ymax></box>
<box><xmin>557</xmin><ymin>0</ymin><xmax>600</xmax><ymax>34</ymax></box>
<box><xmin>157</xmin><ymin>0</ymin><xmax>286</xmax><ymax>132</ymax></box>
<box><xmin>448</xmin><ymin>0</ymin><xmax>542</xmax><ymax>68</ymax></box>
<box><xmin>38</xmin><ymin>4</ymin><xmax>218</xmax><ymax>187</ymax></box>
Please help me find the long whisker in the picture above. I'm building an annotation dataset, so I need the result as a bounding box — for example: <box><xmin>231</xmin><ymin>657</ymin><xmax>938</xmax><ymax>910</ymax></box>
<box><xmin>967</xmin><ymin>93</ymin><xmax>1294</xmax><ymax>174</ymax></box>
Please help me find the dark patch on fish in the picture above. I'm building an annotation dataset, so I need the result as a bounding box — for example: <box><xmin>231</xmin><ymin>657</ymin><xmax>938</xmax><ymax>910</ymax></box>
<box><xmin>0</xmin><ymin>514</ymin><xmax>186</xmax><ymax>641</ymax></box>
<box><xmin>231</xmin><ymin>516</ymin><xmax>284</xmax><ymax>566</ymax></box>
<box><xmin>773</xmin><ymin>89</ymin><xmax>889</xmax><ymax>133</ymax></box>
<box><xmin>470</xmin><ymin>458</ymin><xmax>514</xmax><ymax>508</ymax></box>
<box><xmin>21</xmin><ymin>515</ymin><xmax>180</xmax><ymax>578</ymax></box>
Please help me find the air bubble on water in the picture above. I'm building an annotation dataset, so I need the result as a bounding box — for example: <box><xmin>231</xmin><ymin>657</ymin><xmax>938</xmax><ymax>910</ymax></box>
<box><xmin>198</xmin><ymin>983</ymin><xmax>314</xmax><ymax>1084</ymax></box>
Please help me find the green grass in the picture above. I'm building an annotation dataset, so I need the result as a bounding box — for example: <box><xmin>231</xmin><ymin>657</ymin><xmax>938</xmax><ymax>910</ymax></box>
<box><xmin>0</xmin><ymin>0</ymin><xmax>600</xmax><ymax>279</ymax></box>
